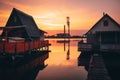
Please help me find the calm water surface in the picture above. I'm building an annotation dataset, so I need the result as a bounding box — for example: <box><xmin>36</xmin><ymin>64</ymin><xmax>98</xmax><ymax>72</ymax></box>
<box><xmin>1</xmin><ymin>38</ymin><xmax>120</xmax><ymax>80</ymax></box>
<box><xmin>35</xmin><ymin>38</ymin><xmax>87</xmax><ymax>80</ymax></box>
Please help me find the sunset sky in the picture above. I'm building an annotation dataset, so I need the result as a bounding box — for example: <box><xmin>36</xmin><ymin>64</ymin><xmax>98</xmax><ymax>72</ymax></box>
<box><xmin>0</xmin><ymin>0</ymin><xmax>120</xmax><ymax>35</ymax></box>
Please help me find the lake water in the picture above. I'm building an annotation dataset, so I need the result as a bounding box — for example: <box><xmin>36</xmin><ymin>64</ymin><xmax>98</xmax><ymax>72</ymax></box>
<box><xmin>35</xmin><ymin>38</ymin><xmax>88</xmax><ymax>80</ymax></box>
<box><xmin>0</xmin><ymin>38</ymin><xmax>119</xmax><ymax>80</ymax></box>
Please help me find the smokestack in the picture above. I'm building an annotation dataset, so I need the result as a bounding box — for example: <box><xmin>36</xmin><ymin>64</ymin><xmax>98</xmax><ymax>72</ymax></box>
<box><xmin>64</xmin><ymin>25</ymin><xmax>66</xmax><ymax>37</ymax></box>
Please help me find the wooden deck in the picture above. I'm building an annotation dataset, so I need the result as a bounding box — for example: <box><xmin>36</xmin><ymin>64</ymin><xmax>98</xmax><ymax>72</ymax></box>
<box><xmin>78</xmin><ymin>41</ymin><xmax>120</xmax><ymax>52</ymax></box>
<box><xmin>87</xmin><ymin>54</ymin><xmax>111</xmax><ymax>80</ymax></box>
<box><xmin>78</xmin><ymin>43</ymin><xmax>92</xmax><ymax>51</ymax></box>
<box><xmin>0</xmin><ymin>40</ymin><xmax>50</xmax><ymax>54</ymax></box>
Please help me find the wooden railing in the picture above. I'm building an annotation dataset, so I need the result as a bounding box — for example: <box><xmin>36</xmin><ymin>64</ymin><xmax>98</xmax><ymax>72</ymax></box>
<box><xmin>78</xmin><ymin>43</ymin><xmax>92</xmax><ymax>51</ymax></box>
<box><xmin>100</xmin><ymin>44</ymin><xmax>120</xmax><ymax>51</ymax></box>
<box><xmin>0</xmin><ymin>40</ymin><xmax>49</xmax><ymax>54</ymax></box>
<box><xmin>78</xmin><ymin>41</ymin><xmax>120</xmax><ymax>52</ymax></box>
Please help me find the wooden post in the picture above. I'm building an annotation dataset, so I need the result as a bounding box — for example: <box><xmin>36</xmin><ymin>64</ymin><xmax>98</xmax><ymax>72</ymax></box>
<box><xmin>115</xmin><ymin>32</ymin><xmax>117</xmax><ymax>44</ymax></box>
<box><xmin>5</xmin><ymin>30</ymin><xmax>8</xmax><ymax>42</ymax></box>
<box><xmin>15</xmin><ymin>42</ymin><xmax>17</xmax><ymax>54</ymax></box>
<box><xmin>24</xmin><ymin>41</ymin><xmax>26</xmax><ymax>52</ymax></box>
<box><xmin>100</xmin><ymin>32</ymin><xmax>101</xmax><ymax>49</ymax></box>
<box><xmin>3</xmin><ymin>42</ymin><xmax>5</xmax><ymax>53</ymax></box>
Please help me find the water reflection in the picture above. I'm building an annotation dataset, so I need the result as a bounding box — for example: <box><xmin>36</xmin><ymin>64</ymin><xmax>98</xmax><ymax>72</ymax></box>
<box><xmin>102</xmin><ymin>53</ymin><xmax>120</xmax><ymax>80</ymax></box>
<box><xmin>36</xmin><ymin>38</ymin><xmax>87</xmax><ymax>80</ymax></box>
<box><xmin>78</xmin><ymin>52</ymin><xmax>120</xmax><ymax>80</ymax></box>
<box><xmin>57</xmin><ymin>38</ymin><xmax>70</xmax><ymax>60</ymax></box>
<box><xmin>78</xmin><ymin>52</ymin><xmax>91</xmax><ymax>71</ymax></box>
<box><xmin>0</xmin><ymin>51</ymin><xmax>49</xmax><ymax>80</ymax></box>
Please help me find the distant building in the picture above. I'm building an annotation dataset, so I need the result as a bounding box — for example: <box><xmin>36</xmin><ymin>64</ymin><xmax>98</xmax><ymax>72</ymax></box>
<box><xmin>78</xmin><ymin>13</ymin><xmax>120</xmax><ymax>53</ymax></box>
<box><xmin>56</xmin><ymin>33</ymin><xmax>70</xmax><ymax>38</ymax></box>
<box><xmin>1</xmin><ymin>8</ymin><xmax>46</xmax><ymax>41</ymax></box>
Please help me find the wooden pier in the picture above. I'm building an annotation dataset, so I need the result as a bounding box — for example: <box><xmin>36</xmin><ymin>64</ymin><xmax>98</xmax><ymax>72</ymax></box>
<box><xmin>87</xmin><ymin>54</ymin><xmax>111</xmax><ymax>80</ymax></box>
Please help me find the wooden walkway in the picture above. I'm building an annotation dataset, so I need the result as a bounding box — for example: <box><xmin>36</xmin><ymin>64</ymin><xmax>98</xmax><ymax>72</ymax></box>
<box><xmin>87</xmin><ymin>54</ymin><xmax>111</xmax><ymax>80</ymax></box>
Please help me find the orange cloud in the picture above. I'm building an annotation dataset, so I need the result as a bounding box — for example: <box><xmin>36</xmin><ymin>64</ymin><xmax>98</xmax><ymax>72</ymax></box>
<box><xmin>0</xmin><ymin>0</ymin><xmax>120</xmax><ymax>31</ymax></box>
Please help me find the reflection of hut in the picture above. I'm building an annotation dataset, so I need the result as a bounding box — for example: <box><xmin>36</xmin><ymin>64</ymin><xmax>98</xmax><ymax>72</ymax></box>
<box><xmin>78</xmin><ymin>13</ymin><xmax>120</xmax><ymax>53</ymax></box>
<box><xmin>1</xmin><ymin>8</ymin><xmax>46</xmax><ymax>41</ymax></box>
<box><xmin>56</xmin><ymin>33</ymin><xmax>70</xmax><ymax>38</ymax></box>
<box><xmin>0</xmin><ymin>51</ymin><xmax>49</xmax><ymax>80</ymax></box>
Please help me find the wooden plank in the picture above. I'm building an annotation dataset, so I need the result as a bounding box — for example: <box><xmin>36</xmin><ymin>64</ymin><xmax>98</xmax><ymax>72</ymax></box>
<box><xmin>5</xmin><ymin>43</ymin><xmax>15</xmax><ymax>53</ymax></box>
<box><xmin>0</xmin><ymin>40</ymin><xmax>49</xmax><ymax>54</ymax></box>
<box><xmin>0</xmin><ymin>43</ymin><xmax>4</xmax><ymax>52</ymax></box>
<box><xmin>87</xmin><ymin>54</ymin><xmax>111</xmax><ymax>80</ymax></box>
<box><xmin>25</xmin><ymin>42</ymin><xmax>29</xmax><ymax>51</ymax></box>
<box><xmin>16</xmin><ymin>42</ymin><xmax>25</xmax><ymax>53</ymax></box>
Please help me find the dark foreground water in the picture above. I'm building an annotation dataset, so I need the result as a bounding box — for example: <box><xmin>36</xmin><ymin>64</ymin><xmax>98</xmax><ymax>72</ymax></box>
<box><xmin>35</xmin><ymin>38</ymin><xmax>87</xmax><ymax>80</ymax></box>
<box><xmin>102</xmin><ymin>53</ymin><xmax>120</xmax><ymax>80</ymax></box>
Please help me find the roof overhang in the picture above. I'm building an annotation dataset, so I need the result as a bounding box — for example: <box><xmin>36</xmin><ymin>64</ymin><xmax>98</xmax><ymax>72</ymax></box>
<box><xmin>0</xmin><ymin>26</ymin><xmax>26</xmax><ymax>31</ymax></box>
<box><xmin>39</xmin><ymin>29</ymin><xmax>47</xmax><ymax>34</ymax></box>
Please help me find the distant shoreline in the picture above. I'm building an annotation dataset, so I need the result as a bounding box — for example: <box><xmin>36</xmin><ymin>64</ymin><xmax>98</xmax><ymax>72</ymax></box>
<box><xmin>45</xmin><ymin>36</ymin><xmax>86</xmax><ymax>39</ymax></box>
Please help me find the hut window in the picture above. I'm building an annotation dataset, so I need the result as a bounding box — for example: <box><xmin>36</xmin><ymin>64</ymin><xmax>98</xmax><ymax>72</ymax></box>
<box><xmin>103</xmin><ymin>20</ymin><xmax>108</xmax><ymax>26</ymax></box>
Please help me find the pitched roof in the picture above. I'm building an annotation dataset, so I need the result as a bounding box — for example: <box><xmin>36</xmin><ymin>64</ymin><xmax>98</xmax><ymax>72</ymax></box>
<box><xmin>85</xmin><ymin>13</ymin><xmax>120</xmax><ymax>35</ymax></box>
<box><xmin>5</xmin><ymin>8</ymin><xmax>46</xmax><ymax>38</ymax></box>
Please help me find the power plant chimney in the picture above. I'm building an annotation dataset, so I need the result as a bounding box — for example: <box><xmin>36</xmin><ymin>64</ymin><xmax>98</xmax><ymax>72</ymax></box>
<box><xmin>64</xmin><ymin>25</ymin><xmax>66</xmax><ymax>37</ymax></box>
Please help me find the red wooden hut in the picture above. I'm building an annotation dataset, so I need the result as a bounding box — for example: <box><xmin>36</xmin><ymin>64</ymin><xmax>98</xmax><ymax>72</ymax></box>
<box><xmin>0</xmin><ymin>8</ymin><xmax>50</xmax><ymax>54</ymax></box>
